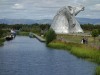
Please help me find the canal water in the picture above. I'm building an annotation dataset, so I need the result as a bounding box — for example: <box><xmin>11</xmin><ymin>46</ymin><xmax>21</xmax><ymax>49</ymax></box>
<box><xmin>0</xmin><ymin>36</ymin><xmax>97</xmax><ymax>75</ymax></box>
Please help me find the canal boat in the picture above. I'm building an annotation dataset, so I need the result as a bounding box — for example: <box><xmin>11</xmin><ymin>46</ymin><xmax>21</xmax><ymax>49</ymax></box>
<box><xmin>29</xmin><ymin>32</ymin><xmax>34</xmax><ymax>38</ymax></box>
<box><xmin>5</xmin><ymin>35</ymin><xmax>13</xmax><ymax>41</ymax></box>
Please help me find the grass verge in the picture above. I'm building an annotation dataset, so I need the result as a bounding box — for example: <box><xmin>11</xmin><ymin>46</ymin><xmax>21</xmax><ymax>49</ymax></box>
<box><xmin>0</xmin><ymin>38</ymin><xmax>5</xmax><ymax>46</ymax></box>
<box><xmin>17</xmin><ymin>32</ymin><xmax>29</xmax><ymax>36</ymax></box>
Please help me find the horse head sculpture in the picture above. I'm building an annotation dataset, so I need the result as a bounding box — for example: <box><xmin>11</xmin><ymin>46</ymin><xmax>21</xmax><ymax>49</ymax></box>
<box><xmin>51</xmin><ymin>5</ymin><xmax>84</xmax><ymax>34</ymax></box>
<box><xmin>74</xmin><ymin>5</ymin><xmax>84</xmax><ymax>15</ymax></box>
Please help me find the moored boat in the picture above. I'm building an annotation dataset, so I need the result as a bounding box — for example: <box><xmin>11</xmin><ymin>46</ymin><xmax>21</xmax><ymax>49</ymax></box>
<box><xmin>5</xmin><ymin>35</ymin><xmax>13</xmax><ymax>41</ymax></box>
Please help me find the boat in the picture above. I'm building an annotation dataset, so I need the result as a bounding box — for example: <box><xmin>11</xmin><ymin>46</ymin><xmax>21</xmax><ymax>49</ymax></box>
<box><xmin>29</xmin><ymin>32</ymin><xmax>34</xmax><ymax>38</ymax></box>
<box><xmin>5</xmin><ymin>35</ymin><xmax>14</xmax><ymax>41</ymax></box>
<box><xmin>5</xmin><ymin>29</ymin><xmax>16</xmax><ymax>41</ymax></box>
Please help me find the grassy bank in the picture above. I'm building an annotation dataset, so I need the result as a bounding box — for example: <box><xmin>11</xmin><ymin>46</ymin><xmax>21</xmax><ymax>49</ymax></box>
<box><xmin>48</xmin><ymin>41</ymin><xmax>100</xmax><ymax>63</ymax></box>
<box><xmin>47</xmin><ymin>40</ymin><xmax>100</xmax><ymax>75</ymax></box>
<box><xmin>57</xmin><ymin>34</ymin><xmax>100</xmax><ymax>48</ymax></box>
<box><xmin>17</xmin><ymin>32</ymin><xmax>29</xmax><ymax>36</ymax></box>
<box><xmin>0</xmin><ymin>38</ymin><xmax>5</xmax><ymax>46</ymax></box>
<box><xmin>96</xmin><ymin>66</ymin><xmax>100</xmax><ymax>75</ymax></box>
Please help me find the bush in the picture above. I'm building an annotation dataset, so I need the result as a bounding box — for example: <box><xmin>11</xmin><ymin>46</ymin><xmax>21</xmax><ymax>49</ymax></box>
<box><xmin>98</xmin><ymin>29</ymin><xmax>100</xmax><ymax>35</ymax></box>
<box><xmin>0</xmin><ymin>30</ymin><xmax>9</xmax><ymax>38</ymax></box>
<box><xmin>0</xmin><ymin>30</ymin><xmax>3</xmax><ymax>38</ymax></box>
<box><xmin>91</xmin><ymin>29</ymin><xmax>99</xmax><ymax>37</ymax></box>
<box><xmin>0</xmin><ymin>38</ymin><xmax>5</xmax><ymax>46</ymax></box>
<box><xmin>46</xmin><ymin>29</ymin><xmax>56</xmax><ymax>45</ymax></box>
<box><xmin>91</xmin><ymin>29</ymin><xmax>99</xmax><ymax>43</ymax></box>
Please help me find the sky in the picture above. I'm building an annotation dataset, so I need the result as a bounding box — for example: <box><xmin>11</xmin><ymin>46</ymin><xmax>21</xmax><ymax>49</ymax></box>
<box><xmin>0</xmin><ymin>0</ymin><xmax>100</xmax><ymax>19</ymax></box>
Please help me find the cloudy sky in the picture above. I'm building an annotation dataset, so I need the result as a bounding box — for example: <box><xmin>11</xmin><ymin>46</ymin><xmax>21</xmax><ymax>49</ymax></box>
<box><xmin>0</xmin><ymin>0</ymin><xmax>100</xmax><ymax>19</ymax></box>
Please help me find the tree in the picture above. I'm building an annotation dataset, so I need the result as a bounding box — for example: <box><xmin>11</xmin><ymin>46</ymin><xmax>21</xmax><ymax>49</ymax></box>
<box><xmin>0</xmin><ymin>30</ymin><xmax>3</xmax><ymax>38</ymax></box>
<box><xmin>91</xmin><ymin>29</ymin><xmax>99</xmax><ymax>44</ymax></box>
<box><xmin>98</xmin><ymin>29</ymin><xmax>100</xmax><ymax>35</ymax></box>
<box><xmin>46</xmin><ymin>29</ymin><xmax>56</xmax><ymax>45</ymax></box>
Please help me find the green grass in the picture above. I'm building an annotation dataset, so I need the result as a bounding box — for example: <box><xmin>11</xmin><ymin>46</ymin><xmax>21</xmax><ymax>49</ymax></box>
<box><xmin>57</xmin><ymin>34</ymin><xmax>100</xmax><ymax>46</ymax></box>
<box><xmin>48</xmin><ymin>41</ymin><xmax>100</xmax><ymax>63</ymax></box>
<box><xmin>0</xmin><ymin>38</ymin><xmax>5</xmax><ymax>46</ymax></box>
<box><xmin>48</xmin><ymin>40</ymin><xmax>100</xmax><ymax>75</ymax></box>
<box><xmin>96</xmin><ymin>66</ymin><xmax>100</xmax><ymax>75</ymax></box>
<box><xmin>71</xmin><ymin>47</ymin><xmax>100</xmax><ymax>63</ymax></box>
<box><xmin>17</xmin><ymin>32</ymin><xmax>29</xmax><ymax>36</ymax></box>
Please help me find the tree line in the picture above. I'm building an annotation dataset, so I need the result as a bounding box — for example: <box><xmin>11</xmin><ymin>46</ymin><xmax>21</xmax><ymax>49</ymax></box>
<box><xmin>0</xmin><ymin>23</ymin><xmax>100</xmax><ymax>36</ymax></box>
<box><xmin>0</xmin><ymin>23</ymin><xmax>100</xmax><ymax>30</ymax></box>
<box><xmin>81</xmin><ymin>23</ymin><xmax>100</xmax><ymax>31</ymax></box>
<box><xmin>0</xmin><ymin>23</ymin><xmax>50</xmax><ymax>35</ymax></box>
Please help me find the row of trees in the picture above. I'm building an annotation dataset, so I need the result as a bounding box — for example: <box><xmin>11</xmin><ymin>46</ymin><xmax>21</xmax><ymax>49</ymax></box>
<box><xmin>0</xmin><ymin>23</ymin><xmax>100</xmax><ymax>31</ymax></box>
<box><xmin>0</xmin><ymin>23</ymin><xmax>99</xmax><ymax>45</ymax></box>
<box><xmin>0</xmin><ymin>23</ymin><xmax>50</xmax><ymax>35</ymax></box>
<box><xmin>81</xmin><ymin>24</ymin><xmax>100</xmax><ymax>31</ymax></box>
<box><xmin>0</xmin><ymin>23</ymin><xmax>100</xmax><ymax>30</ymax></box>
<box><xmin>0</xmin><ymin>23</ymin><xmax>50</xmax><ymax>30</ymax></box>
<box><xmin>91</xmin><ymin>29</ymin><xmax>100</xmax><ymax>43</ymax></box>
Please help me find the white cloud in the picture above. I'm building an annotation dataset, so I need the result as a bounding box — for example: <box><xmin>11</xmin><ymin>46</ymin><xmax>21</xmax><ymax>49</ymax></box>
<box><xmin>94</xmin><ymin>4</ymin><xmax>100</xmax><ymax>11</ymax></box>
<box><xmin>90</xmin><ymin>4</ymin><xmax>100</xmax><ymax>11</ymax></box>
<box><xmin>12</xmin><ymin>3</ymin><xmax>24</xmax><ymax>10</ymax></box>
<box><xmin>0</xmin><ymin>0</ymin><xmax>100</xmax><ymax>19</ymax></box>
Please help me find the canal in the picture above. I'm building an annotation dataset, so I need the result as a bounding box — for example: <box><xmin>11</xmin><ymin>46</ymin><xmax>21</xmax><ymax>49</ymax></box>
<box><xmin>0</xmin><ymin>36</ymin><xmax>97</xmax><ymax>75</ymax></box>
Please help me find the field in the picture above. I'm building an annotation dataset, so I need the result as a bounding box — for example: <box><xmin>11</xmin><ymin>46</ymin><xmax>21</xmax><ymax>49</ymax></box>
<box><xmin>57</xmin><ymin>34</ymin><xmax>100</xmax><ymax>49</ymax></box>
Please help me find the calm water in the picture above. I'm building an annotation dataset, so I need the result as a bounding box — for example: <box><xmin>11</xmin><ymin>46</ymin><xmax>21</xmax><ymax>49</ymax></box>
<box><xmin>0</xmin><ymin>36</ymin><xmax>97</xmax><ymax>75</ymax></box>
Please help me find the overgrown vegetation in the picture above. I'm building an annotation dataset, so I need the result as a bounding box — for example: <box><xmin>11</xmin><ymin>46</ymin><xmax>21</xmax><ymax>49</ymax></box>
<box><xmin>0</xmin><ymin>29</ymin><xmax>10</xmax><ymax>38</ymax></box>
<box><xmin>0</xmin><ymin>38</ymin><xmax>5</xmax><ymax>46</ymax></box>
<box><xmin>0</xmin><ymin>29</ymin><xmax>8</xmax><ymax>45</ymax></box>
<box><xmin>48</xmin><ymin>41</ymin><xmax>100</xmax><ymax>63</ymax></box>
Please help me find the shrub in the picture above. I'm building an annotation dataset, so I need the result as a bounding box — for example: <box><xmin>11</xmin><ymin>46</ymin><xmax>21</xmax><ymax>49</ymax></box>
<box><xmin>46</xmin><ymin>29</ymin><xmax>56</xmax><ymax>45</ymax></box>
<box><xmin>98</xmin><ymin>29</ymin><xmax>100</xmax><ymax>35</ymax></box>
<box><xmin>0</xmin><ymin>38</ymin><xmax>5</xmax><ymax>46</ymax></box>
<box><xmin>0</xmin><ymin>30</ymin><xmax>9</xmax><ymax>38</ymax></box>
<box><xmin>91</xmin><ymin>29</ymin><xmax>99</xmax><ymax>43</ymax></box>
<box><xmin>0</xmin><ymin>30</ymin><xmax>4</xmax><ymax>38</ymax></box>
